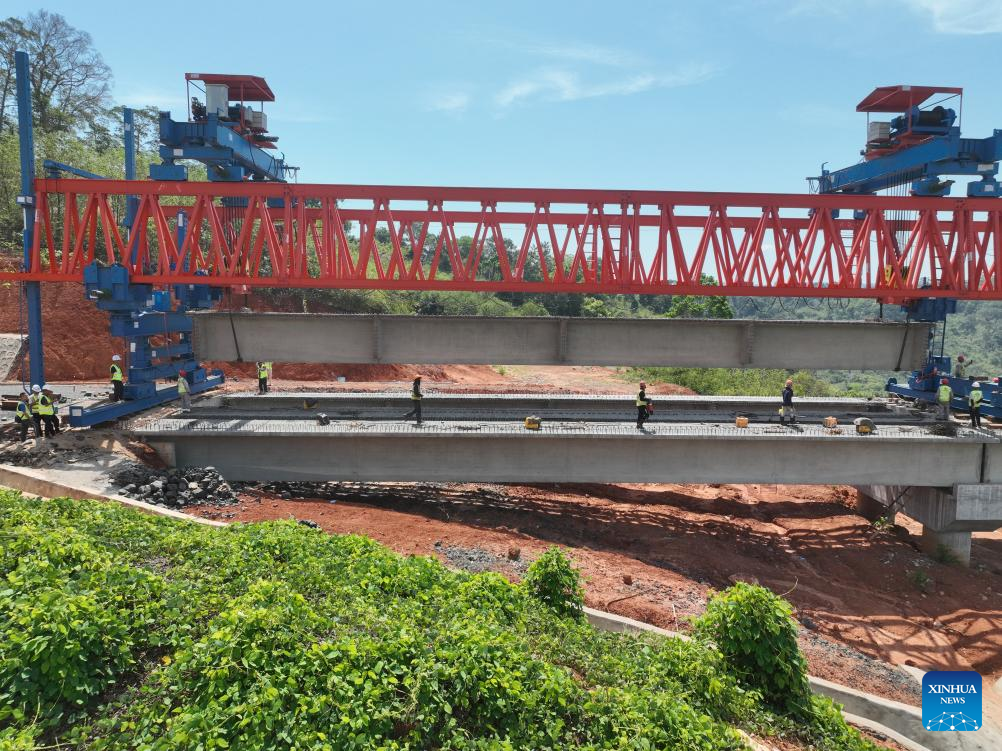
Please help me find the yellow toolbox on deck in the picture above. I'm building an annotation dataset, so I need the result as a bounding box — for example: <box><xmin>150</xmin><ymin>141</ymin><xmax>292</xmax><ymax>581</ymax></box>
<box><xmin>524</xmin><ymin>415</ymin><xmax>542</xmax><ymax>430</ymax></box>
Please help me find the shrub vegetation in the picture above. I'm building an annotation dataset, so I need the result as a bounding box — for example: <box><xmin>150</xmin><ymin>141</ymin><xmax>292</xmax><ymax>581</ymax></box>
<box><xmin>0</xmin><ymin>492</ymin><xmax>882</xmax><ymax>749</ymax></box>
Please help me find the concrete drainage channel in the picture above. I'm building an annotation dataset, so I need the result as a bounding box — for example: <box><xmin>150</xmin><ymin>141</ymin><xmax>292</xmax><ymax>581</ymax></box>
<box><xmin>0</xmin><ymin>464</ymin><xmax>996</xmax><ymax>751</ymax></box>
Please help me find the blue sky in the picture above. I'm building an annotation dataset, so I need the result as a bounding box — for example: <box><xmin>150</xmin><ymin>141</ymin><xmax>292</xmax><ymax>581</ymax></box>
<box><xmin>21</xmin><ymin>0</ymin><xmax>1002</xmax><ymax>193</ymax></box>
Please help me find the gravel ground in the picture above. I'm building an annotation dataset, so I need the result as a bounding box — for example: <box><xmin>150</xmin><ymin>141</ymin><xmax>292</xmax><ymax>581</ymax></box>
<box><xmin>432</xmin><ymin>541</ymin><xmax>530</xmax><ymax>575</ymax></box>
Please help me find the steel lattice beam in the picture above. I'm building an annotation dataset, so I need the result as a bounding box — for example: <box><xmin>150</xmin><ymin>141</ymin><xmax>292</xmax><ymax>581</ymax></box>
<box><xmin>4</xmin><ymin>178</ymin><xmax>1002</xmax><ymax>301</ymax></box>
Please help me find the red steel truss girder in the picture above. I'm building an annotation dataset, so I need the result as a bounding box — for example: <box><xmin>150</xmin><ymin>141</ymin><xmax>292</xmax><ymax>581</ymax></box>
<box><xmin>3</xmin><ymin>178</ymin><xmax>1001</xmax><ymax>301</ymax></box>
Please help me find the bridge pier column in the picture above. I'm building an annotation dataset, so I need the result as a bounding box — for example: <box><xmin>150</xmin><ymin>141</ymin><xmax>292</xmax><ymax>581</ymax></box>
<box><xmin>854</xmin><ymin>491</ymin><xmax>893</xmax><ymax>523</ymax></box>
<box><xmin>920</xmin><ymin>529</ymin><xmax>972</xmax><ymax>566</ymax></box>
<box><xmin>855</xmin><ymin>484</ymin><xmax>1002</xmax><ymax>567</ymax></box>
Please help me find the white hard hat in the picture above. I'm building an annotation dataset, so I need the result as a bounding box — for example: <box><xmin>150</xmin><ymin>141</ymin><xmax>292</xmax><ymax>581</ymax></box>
<box><xmin>112</xmin><ymin>354</ymin><xmax>122</xmax><ymax>361</ymax></box>
<box><xmin>973</xmin><ymin>382</ymin><xmax>981</xmax><ymax>388</ymax></box>
<box><xmin>31</xmin><ymin>384</ymin><xmax>40</xmax><ymax>392</ymax></box>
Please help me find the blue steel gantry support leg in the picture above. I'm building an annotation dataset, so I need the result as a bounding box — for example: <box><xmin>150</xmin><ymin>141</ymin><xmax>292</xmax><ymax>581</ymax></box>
<box><xmin>15</xmin><ymin>50</ymin><xmax>44</xmax><ymax>388</ymax></box>
<box><xmin>123</xmin><ymin>107</ymin><xmax>139</xmax><ymax>249</ymax></box>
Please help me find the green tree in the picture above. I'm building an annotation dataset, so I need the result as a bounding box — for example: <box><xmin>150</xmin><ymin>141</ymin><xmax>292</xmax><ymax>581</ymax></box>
<box><xmin>664</xmin><ymin>275</ymin><xmax>734</xmax><ymax>319</ymax></box>
<box><xmin>0</xmin><ymin>11</ymin><xmax>112</xmax><ymax>135</ymax></box>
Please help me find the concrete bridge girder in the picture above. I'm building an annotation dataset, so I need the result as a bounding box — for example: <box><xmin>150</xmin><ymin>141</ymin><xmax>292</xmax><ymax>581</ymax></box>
<box><xmin>191</xmin><ymin>313</ymin><xmax>932</xmax><ymax>370</ymax></box>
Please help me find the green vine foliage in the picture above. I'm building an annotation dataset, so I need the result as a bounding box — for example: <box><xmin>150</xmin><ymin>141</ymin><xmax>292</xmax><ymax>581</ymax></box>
<box><xmin>521</xmin><ymin>547</ymin><xmax>585</xmax><ymax>621</ymax></box>
<box><xmin>0</xmin><ymin>493</ymin><xmax>881</xmax><ymax>750</ymax></box>
<box><xmin>694</xmin><ymin>582</ymin><xmax>812</xmax><ymax>716</ymax></box>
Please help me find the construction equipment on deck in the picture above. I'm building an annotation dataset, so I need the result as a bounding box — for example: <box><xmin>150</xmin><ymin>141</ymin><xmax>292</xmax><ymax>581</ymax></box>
<box><xmin>854</xmin><ymin>417</ymin><xmax>876</xmax><ymax>435</ymax></box>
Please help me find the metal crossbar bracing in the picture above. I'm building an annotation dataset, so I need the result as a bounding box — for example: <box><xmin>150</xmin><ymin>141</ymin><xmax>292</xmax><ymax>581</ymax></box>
<box><xmin>5</xmin><ymin>178</ymin><xmax>1002</xmax><ymax>301</ymax></box>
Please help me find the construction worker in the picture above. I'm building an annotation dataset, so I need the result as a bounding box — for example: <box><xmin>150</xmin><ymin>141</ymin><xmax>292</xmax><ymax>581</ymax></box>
<box><xmin>264</xmin><ymin>361</ymin><xmax>274</xmax><ymax>392</ymax></box>
<box><xmin>177</xmin><ymin>370</ymin><xmax>191</xmax><ymax>412</ymax></box>
<box><xmin>36</xmin><ymin>385</ymin><xmax>57</xmax><ymax>438</ymax></box>
<box><xmin>110</xmin><ymin>354</ymin><xmax>124</xmax><ymax>401</ymax></box>
<box><xmin>937</xmin><ymin>377</ymin><xmax>953</xmax><ymax>421</ymax></box>
<box><xmin>257</xmin><ymin>361</ymin><xmax>269</xmax><ymax>394</ymax></box>
<box><xmin>969</xmin><ymin>381</ymin><xmax>983</xmax><ymax>429</ymax></box>
<box><xmin>636</xmin><ymin>382</ymin><xmax>651</xmax><ymax>429</ymax></box>
<box><xmin>29</xmin><ymin>384</ymin><xmax>43</xmax><ymax>437</ymax></box>
<box><xmin>403</xmin><ymin>375</ymin><xmax>423</xmax><ymax>424</ymax></box>
<box><xmin>918</xmin><ymin>361</ymin><xmax>939</xmax><ymax>391</ymax></box>
<box><xmin>954</xmin><ymin>354</ymin><xmax>974</xmax><ymax>380</ymax></box>
<box><xmin>42</xmin><ymin>387</ymin><xmax>60</xmax><ymax>435</ymax></box>
<box><xmin>14</xmin><ymin>393</ymin><xmax>33</xmax><ymax>442</ymax></box>
<box><xmin>780</xmin><ymin>378</ymin><xmax>797</xmax><ymax>425</ymax></box>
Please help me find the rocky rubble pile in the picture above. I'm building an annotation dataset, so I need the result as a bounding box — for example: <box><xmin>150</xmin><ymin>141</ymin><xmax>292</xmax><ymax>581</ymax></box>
<box><xmin>0</xmin><ymin>440</ymin><xmax>101</xmax><ymax>469</ymax></box>
<box><xmin>110</xmin><ymin>464</ymin><xmax>238</xmax><ymax>509</ymax></box>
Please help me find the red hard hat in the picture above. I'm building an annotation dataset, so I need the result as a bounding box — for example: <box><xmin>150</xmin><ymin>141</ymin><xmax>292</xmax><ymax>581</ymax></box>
<box><xmin>941</xmin><ymin>378</ymin><xmax>950</xmax><ymax>384</ymax></box>
<box><xmin>179</xmin><ymin>370</ymin><xmax>186</xmax><ymax>376</ymax></box>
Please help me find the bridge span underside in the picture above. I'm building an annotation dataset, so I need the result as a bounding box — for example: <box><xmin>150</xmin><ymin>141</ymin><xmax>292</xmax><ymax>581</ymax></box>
<box><xmin>191</xmin><ymin>314</ymin><xmax>931</xmax><ymax>370</ymax></box>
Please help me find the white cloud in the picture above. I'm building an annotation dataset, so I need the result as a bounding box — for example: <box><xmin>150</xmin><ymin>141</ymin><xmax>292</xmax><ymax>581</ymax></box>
<box><xmin>902</xmin><ymin>0</ymin><xmax>1002</xmax><ymax>34</ymax></box>
<box><xmin>528</xmin><ymin>42</ymin><xmax>640</xmax><ymax>67</ymax></box>
<box><xmin>427</xmin><ymin>92</ymin><xmax>471</xmax><ymax>113</ymax></box>
<box><xmin>116</xmin><ymin>88</ymin><xmax>187</xmax><ymax>110</ymax></box>
<box><xmin>494</xmin><ymin>63</ymin><xmax>718</xmax><ymax>108</ymax></box>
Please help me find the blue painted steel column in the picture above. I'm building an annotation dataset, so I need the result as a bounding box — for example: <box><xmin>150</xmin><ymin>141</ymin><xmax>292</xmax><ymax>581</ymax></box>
<box><xmin>15</xmin><ymin>51</ymin><xmax>44</xmax><ymax>387</ymax></box>
<box><xmin>124</xmin><ymin>108</ymin><xmax>139</xmax><ymax>259</ymax></box>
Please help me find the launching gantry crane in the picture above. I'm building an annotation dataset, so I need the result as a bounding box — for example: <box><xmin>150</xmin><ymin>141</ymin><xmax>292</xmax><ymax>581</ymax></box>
<box><xmin>809</xmin><ymin>86</ymin><xmax>1002</xmax><ymax>417</ymax></box>
<box><xmin>10</xmin><ymin>54</ymin><xmax>1002</xmax><ymax>427</ymax></box>
<box><xmin>72</xmin><ymin>74</ymin><xmax>297</xmax><ymax>425</ymax></box>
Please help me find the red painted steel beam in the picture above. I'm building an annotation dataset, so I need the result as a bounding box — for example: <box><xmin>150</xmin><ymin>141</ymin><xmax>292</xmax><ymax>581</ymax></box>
<box><xmin>2</xmin><ymin>179</ymin><xmax>1001</xmax><ymax>301</ymax></box>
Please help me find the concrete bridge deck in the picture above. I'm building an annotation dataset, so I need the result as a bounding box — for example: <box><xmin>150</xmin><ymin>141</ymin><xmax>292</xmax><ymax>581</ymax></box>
<box><xmin>191</xmin><ymin>313</ymin><xmax>931</xmax><ymax>370</ymax></box>
<box><xmin>198</xmin><ymin>392</ymin><xmax>924</xmax><ymax>423</ymax></box>
<box><xmin>135</xmin><ymin>416</ymin><xmax>1000</xmax><ymax>487</ymax></box>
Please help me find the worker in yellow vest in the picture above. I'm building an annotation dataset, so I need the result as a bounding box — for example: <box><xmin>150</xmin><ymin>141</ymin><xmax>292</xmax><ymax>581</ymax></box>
<box><xmin>636</xmin><ymin>381</ymin><xmax>651</xmax><ymax>429</ymax></box>
<box><xmin>110</xmin><ymin>354</ymin><xmax>124</xmax><ymax>401</ymax></box>
<box><xmin>937</xmin><ymin>378</ymin><xmax>953</xmax><ymax>421</ymax></box>
<box><xmin>42</xmin><ymin>387</ymin><xmax>60</xmax><ymax>435</ymax></box>
<box><xmin>969</xmin><ymin>381</ymin><xmax>984</xmax><ymax>429</ymax></box>
<box><xmin>177</xmin><ymin>369</ymin><xmax>191</xmax><ymax>412</ymax></box>
<box><xmin>29</xmin><ymin>384</ymin><xmax>43</xmax><ymax>437</ymax></box>
<box><xmin>14</xmin><ymin>393</ymin><xmax>34</xmax><ymax>442</ymax></box>
<box><xmin>257</xmin><ymin>361</ymin><xmax>269</xmax><ymax>394</ymax></box>
<box><xmin>402</xmin><ymin>375</ymin><xmax>423</xmax><ymax>424</ymax></box>
<box><xmin>264</xmin><ymin>361</ymin><xmax>274</xmax><ymax>392</ymax></box>
<box><xmin>36</xmin><ymin>385</ymin><xmax>56</xmax><ymax>438</ymax></box>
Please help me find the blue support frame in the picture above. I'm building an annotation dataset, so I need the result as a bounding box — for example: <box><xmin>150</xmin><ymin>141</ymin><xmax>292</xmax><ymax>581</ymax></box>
<box><xmin>42</xmin><ymin>160</ymin><xmax>108</xmax><ymax>180</ymax></box>
<box><xmin>123</xmin><ymin>107</ymin><xmax>139</xmax><ymax>239</ymax></box>
<box><xmin>152</xmin><ymin>112</ymin><xmax>288</xmax><ymax>182</ymax></box>
<box><xmin>814</xmin><ymin>130</ymin><xmax>1002</xmax><ymax>197</ymax></box>
<box><xmin>69</xmin><ymin>263</ymin><xmax>224</xmax><ymax>427</ymax></box>
<box><xmin>15</xmin><ymin>50</ymin><xmax>44</xmax><ymax>389</ymax></box>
